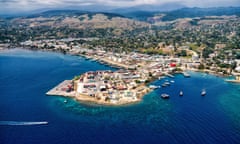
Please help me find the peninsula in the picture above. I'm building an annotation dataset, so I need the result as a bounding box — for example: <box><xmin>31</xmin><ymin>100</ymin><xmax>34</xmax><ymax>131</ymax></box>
<box><xmin>47</xmin><ymin>70</ymin><xmax>150</xmax><ymax>105</ymax></box>
<box><xmin>46</xmin><ymin>50</ymin><xmax>181</xmax><ymax>105</ymax></box>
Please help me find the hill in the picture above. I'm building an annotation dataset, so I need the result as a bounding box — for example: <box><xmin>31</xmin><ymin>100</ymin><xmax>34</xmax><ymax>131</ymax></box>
<box><xmin>10</xmin><ymin>10</ymin><xmax>149</xmax><ymax>30</ymax></box>
<box><xmin>161</xmin><ymin>7</ymin><xmax>240</xmax><ymax>21</ymax></box>
<box><xmin>117</xmin><ymin>7</ymin><xmax>240</xmax><ymax>23</ymax></box>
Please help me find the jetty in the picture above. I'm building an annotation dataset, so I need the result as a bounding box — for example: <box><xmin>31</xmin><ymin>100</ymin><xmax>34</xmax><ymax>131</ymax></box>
<box><xmin>46</xmin><ymin>80</ymin><xmax>75</xmax><ymax>97</ymax></box>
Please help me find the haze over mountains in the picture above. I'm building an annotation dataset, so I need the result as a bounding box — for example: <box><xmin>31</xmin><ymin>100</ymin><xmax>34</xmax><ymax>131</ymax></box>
<box><xmin>0</xmin><ymin>3</ymin><xmax>239</xmax><ymax>24</ymax></box>
<box><xmin>1</xmin><ymin>0</ymin><xmax>240</xmax><ymax>17</ymax></box>
<box><xmin>0</xmin><ymin>3</ymin><xmax>182</xmax><ymax>17</ymax></box>
<box><xmin>3</xmin><ymin>6</ymin><xmax>239</xmax><ymax>22</ymax></box>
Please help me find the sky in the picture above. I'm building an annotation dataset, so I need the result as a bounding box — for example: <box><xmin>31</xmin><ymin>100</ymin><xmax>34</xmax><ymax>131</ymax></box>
<box><xmin>0</xmin><ymin>0</ymin><xmax>240</xmax><ymax>14</ymax></box>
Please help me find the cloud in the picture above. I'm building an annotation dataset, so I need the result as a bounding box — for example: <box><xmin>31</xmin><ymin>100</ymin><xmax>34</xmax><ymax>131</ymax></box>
<box><xmin>0</xmin><ymin>0</ymin><xmax>240</xmax><ymax>14</ymax></box>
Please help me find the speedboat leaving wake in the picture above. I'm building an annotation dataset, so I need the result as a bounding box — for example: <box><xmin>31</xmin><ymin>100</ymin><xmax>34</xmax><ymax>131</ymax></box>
<box><xmin>0</xmin><ymin>121</ymin><xmax>48</xmax><ymax>126</ymax></box>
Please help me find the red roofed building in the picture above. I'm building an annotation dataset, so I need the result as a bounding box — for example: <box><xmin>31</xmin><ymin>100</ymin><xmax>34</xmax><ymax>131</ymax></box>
<box><xmin>170</xmin><ymin>63</ymin><xmax>176</xmax><ymax>67</ymax></box>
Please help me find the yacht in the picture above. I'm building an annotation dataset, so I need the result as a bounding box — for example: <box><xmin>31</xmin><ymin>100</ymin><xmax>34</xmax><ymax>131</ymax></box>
<box><xmin>179</xmin><ymin>91</ymin><xmax>183</xmax><ymax>96</ymax></box>
<box><xmin>201</xmin><ymin>89</ymin><xmax>206</xmax><ymax>96</ymax></box>
<box><xmin>161</xmin><ymin>83</ymin><xmax>167</xmax><ymax>87</ymax></box>
<box><xmin>149</xmin><ymin>85</ymin><xmax>160</xmax><ymax>89</ymax></box>
<box><xmin>161</xmin><ymin>93</ymin><xmax>170</xmax><ymax>99</ymax></box>
<box><xmin>164</xmin><ymin>82</ymin><xmax>171</xmax><ymax>86</ymax></box>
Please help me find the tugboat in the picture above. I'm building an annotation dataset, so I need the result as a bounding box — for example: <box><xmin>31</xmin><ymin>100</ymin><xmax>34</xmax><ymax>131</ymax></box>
<box><xmin>179</xmin><ymin>91</ymin><xmax>183</xmax><ymax>96</ymax></box>
<box><xmin>161</xmin><ymin>93</ymin><xmax>170</xmax><ymax>99</ymax></box>
<box><xmin>201</xmin><ymin>89</ymin><xmax>206</xmax><ymax>96</ymax></box>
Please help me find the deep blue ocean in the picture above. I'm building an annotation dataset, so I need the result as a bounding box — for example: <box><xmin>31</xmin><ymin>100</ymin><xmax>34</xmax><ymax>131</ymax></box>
<box><xmin>0</xmin><ymin>49</ymin><xmax>240</xmax><ymax>144</ymax></box>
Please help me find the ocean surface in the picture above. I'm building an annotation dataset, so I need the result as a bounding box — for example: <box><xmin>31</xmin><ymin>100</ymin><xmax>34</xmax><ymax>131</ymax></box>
<box><xmin>0</xmin><ymin>49</ymin><xmax>240</xmax><ymax>144</ymax></box>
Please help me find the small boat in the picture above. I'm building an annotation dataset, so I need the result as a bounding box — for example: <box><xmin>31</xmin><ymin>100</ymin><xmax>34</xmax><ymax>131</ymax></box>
<box><xmin>183</xmin><ymin>72</ymin><xmax>190</xmax><ymax>78</ymax></box>
<box><xmin>179</xmin><ymin>91</ymin><xmax>183</xmax><ymax>96</ymax></box>
<box><xmin>161</xmin><ymin>83</ymin><xmax>167</xmax><ymax>87</ymax></box>
<box><xmin>64</xmin><ymin>100</ymin><xmax>68</xmax><ymax>103</ymax></box>
<box><xmin>161</xmin><ymin>93</ymin><xmax>170</xmax><ymax>99</ymax></box>
<box><xmin>201</xmin><ymin>89</ymin><xmax>206</xmax><ymax>96</ymax></box>
<box><xmin>170</xmin><ymin>80</ymin><xmax>175</xmax><ymax>83</ymax></box>
<box><xmin>149</xmin><ymin>85</ymin><xmax>160</xmax><ymax>89</ymax></box>
<box><xmin>164</xmin><ymin>82</ymin><xmax>171</xmax><ymax>86</ymax></box>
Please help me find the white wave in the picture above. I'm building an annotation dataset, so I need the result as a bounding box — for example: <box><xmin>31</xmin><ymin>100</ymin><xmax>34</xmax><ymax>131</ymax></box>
<box><xmin>0</xmin><ymin>121</ymin><xmax>48</xmax><ymax>126</ymax></box>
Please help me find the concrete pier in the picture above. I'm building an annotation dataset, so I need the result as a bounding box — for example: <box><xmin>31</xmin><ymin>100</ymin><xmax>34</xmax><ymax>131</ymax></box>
<box><xmin>46</xmin><ymin>80</ymin><xmax>76</xmax><ymax>97</ymax></box>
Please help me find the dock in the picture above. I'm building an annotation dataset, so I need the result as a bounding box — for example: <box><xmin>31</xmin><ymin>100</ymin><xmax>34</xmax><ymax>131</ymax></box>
<box><xmin>46</xmin><ymin>80</ymin><xmax>76</xmax><ymax>97</ymax></box>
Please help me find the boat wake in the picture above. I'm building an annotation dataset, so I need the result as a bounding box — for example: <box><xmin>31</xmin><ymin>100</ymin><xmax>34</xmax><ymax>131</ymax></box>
<box><xmin>0</xmin><ymin>121</ymin><xmax>48</xmax><ymax>126</ymax></box>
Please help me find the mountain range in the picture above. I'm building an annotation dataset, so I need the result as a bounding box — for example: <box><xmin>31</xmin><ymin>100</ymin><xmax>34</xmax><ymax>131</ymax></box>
<box><xmin>17</xmin><ymin>7</ymin><xmax>240</xmax><ymax>22</ymax></box>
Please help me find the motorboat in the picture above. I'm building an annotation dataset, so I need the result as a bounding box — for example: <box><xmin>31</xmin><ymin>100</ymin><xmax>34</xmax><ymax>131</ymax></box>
<box><xmin>149</xmin><ymin>85</ymin><xmax>160</xmax><ymax>89</ymax></box>
<box><xmin>201</xmin><ymin>89</ymin><xmax>206</xmax><ymax>96</ymax></box>
<box><xmin>161</xmin><ymin>93</ymin><xmax>170</xmax><ymax>99</ymax></box>
<box><xmin>164</xmin><ymin>82</ymin><xmax>171</xmax><ymax>86</ymax></box>
<box><xmin>179</xmin><ymin>91</ymin><xmax>183</xmax><ymax>96</ymax></box>
<box><xmin>161</xmin><ymin>83</ymin><xmax>167</xmax><ymax>87</ymax></box>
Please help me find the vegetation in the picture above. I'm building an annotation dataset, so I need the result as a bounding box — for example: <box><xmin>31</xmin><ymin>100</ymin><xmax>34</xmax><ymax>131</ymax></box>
<box><xmin>73</xmin><ymin>75</ymin><xmax>80</xmax><ymax>80</ymax></box>
<box><xmin>0</xmin><ymin>9</ymin><xmax>240</xmax><ymax>72</ymax></box>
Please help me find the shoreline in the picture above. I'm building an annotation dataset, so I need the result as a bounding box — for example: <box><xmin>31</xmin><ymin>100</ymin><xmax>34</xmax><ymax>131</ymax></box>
<box><xmin>180</xmin><ymin>67</ymin><xmax>232</xmax><ymax>78</ymax></box>
<box><xmin>2</xmin><ymin>47</ymin><xmax>238</xmax><ymax>106</ymax></box>
<box><xmin>225</xmin><ymin>79</ymin><xmax>240</xmax><ymax>83</ymax></box>
<box><xmin>3</xmin><ymin>47</ymin><xmax>235</xmax><ymax>78</ymax></box>
<box><xmin>1</xmin><ymin>47</ymin><xmax>235</xmax><ymax>75</ymax></box>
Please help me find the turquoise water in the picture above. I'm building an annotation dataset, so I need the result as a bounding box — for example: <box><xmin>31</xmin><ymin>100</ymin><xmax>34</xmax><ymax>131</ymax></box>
<box><xmin>0</xmin><ymin>49</ymin><xmax>240</xmax><ymax>144</ymax></box>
